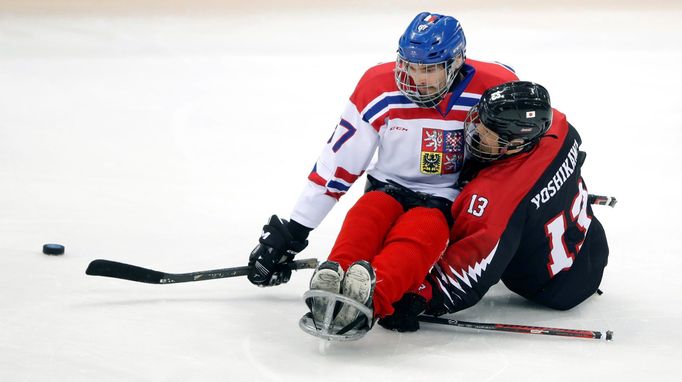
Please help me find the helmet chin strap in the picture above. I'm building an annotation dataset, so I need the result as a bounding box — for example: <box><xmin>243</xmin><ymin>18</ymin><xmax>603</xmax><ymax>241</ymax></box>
<box><xmin>501</xmin><ymin>138</ymin><xmax>540</xmax><ymax>156</ymax></box>
<box><xmin>497</xmin><ymin>138</ymin><xmax>526</xmax><ymax>156</ymax></box>
<box><xmin>497</xmin><ymin>137</ymin><xmax>511</xmax><ymax>155</ymax></box>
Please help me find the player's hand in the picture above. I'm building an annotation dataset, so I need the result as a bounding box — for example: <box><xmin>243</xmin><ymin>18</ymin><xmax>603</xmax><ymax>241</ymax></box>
<box><xmin>247</xmin><ymin>215</ymin><xmax>308</xmax><ymax>287</ymax></box>
<box><xmin>378</xmin><ymin>293</ymin><xmax>428</xmax><ymax>332</ymax></box>
<box><xmin>378</xmin><ymin>276</ymin><xmax>448</xmax><ymax>332</ymax></box>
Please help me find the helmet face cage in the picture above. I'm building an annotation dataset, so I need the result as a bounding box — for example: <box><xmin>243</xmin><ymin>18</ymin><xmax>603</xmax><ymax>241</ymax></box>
<box><xmin>395</xmin><ymin>13</ymin><xmax>466</xmax><ymax>108</ymax></box>
<box><xmin>465</xmin><ymin>81</ymin><xmax>553</xmax><ymax>162</ymax></box>
<box><xmin>464</xmin><ymin>105</ymin><xmax>538</xmax><ymax>162</ymax></box>
<box><xmin>464</xmin><ymin>105</ymin><xmax>504</xmax><ymax>162</ymax></box>
<box><xmin>395</xmin><ymin>53</ymin><xmax>462</xmax><ymax>108</ymax></box>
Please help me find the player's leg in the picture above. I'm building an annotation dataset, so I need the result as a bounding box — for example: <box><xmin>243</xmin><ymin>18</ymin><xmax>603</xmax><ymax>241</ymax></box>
<box><xmin>326</xmin><ymin>191</ymin><xmax>404</xmax><ymax>269</ymax></box>
<box><xmin>369</xmin><ymin>206</ymin><xmax>450</xmax><ymax>318</ymax></box>
<box><xmin>519</xmin><ymin>217</ymin><xmax>610</xmax><ymax>310</ymax></box>
<box><xmin>307</xmin><ymin>191</ymin><xmax>403</xmax><ymax>327</ymax></box>
<box><xmin>301</xmin><ymin>202</ymin><xmax>448</xmax><ymax>339</ymax></box>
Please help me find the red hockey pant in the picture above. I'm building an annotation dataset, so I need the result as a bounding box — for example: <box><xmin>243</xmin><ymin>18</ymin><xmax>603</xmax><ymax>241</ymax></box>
<box><xmin>327</xmin><ymin>191</ymin><xmax>449</xmax><ymax>317</ymax></box>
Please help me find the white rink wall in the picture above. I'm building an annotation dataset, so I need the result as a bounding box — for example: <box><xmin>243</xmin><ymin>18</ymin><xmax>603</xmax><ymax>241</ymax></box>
<box><xmin>1</xmin><ymin>0</ymin><xmax>681</xmax><ymax>13</ymax></box>
<box><xmin>1</xmin><ymin>1</ymin><xmax>681</xmax><ymax>381</ymax></box>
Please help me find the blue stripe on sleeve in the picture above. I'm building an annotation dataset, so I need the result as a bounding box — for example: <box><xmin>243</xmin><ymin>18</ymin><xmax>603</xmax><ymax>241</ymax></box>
<box><xmin>452</xmin><ymin>96</ymin><xmax>479</xmax><ymax>107</ymax></box>
<box><xmin>362</xmin><ymin>94</ymin><xmax>412</xmax><ymax>123</ymax></box>
<box><xmin>327</xmin><ymin>180</ymin><xmax>350</xmax><ymax>192</ymax></box>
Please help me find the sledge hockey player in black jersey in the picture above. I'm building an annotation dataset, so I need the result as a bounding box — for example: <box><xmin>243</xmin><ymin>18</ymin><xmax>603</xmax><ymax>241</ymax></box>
<box><xmin>379</xmin><ymin>81</ymin><xmax>610</xmax><ymax>332</ymax></box>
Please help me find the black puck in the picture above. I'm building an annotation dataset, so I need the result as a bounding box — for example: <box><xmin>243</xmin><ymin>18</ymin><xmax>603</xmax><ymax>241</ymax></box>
<box><xmin>43</xmin><ymin>244</ymin><xmax>65</xmax><ymax>255</ymax></box>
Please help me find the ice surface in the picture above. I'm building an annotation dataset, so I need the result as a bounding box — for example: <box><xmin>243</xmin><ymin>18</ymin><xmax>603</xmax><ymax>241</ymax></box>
<box><xmin>1</xmin><ymin>2</ymin><xmax>681</xmax><ymax>381</ymax></box>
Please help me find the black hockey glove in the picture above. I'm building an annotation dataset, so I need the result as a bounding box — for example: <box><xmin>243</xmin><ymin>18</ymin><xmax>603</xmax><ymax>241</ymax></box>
<box><xmin>247</xmin><ymin>215</ymin><xmax>310</xmax><ymax>287</ymax></box>
<box><xmin>378</xmin><ymin>277</ymin><xmax>448</xmax><ymax>332</ymax></box>
<box><xmin>378</xmin><ymin>293</ymin><xmax>428</xmax><ymax>332</ymax></box>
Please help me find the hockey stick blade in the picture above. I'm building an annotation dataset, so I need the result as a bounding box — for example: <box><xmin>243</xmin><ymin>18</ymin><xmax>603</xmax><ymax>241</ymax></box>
<box><xmin>85</xmin><ymin>258</ymin><xmax>319</xmax><ymax>284</ymax></box>
<box><xmin>418</xmin><ymin>315</ymin><xmax>613</xmax><ymax>341</ymax></box>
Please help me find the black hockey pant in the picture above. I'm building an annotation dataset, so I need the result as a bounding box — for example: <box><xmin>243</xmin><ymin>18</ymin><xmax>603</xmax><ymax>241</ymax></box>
<box><xmin>518</xmin><ymin>218</ymin><xmax>609</xmax><ymax>311</ymax></box>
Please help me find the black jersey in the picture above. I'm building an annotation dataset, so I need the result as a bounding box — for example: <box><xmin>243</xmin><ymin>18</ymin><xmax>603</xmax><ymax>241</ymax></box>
<box><xmin>431</xmin><ymin>109</ymin><xmax>609</xmax><ymax>313</ymax></box>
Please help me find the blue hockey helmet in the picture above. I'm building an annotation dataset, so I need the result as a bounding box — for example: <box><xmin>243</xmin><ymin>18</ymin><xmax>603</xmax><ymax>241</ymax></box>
<box><xmin>395</xmin><ymin>12</ymin><xmax>467</xmax><ymax>107</ymax></box>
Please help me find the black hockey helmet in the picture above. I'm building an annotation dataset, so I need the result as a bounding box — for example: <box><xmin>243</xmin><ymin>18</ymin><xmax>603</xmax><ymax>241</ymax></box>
<box><xmin>464</xmin><ymin>81</ymin><xmax>552</xmax><ymax>161</ymax></box>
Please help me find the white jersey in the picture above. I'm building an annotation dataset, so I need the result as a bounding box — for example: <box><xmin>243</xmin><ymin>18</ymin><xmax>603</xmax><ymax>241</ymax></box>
<box><xmin>291</xmin><ymin>60</ymin><xmax>518</xmax><ymax>228</ymax></box>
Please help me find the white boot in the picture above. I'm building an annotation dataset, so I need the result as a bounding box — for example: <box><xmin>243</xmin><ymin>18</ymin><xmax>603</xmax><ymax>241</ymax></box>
<box><xmin>334</xmin><ymin>260</ymin><xmax>376</xmax><ymax>330</ymax></box>
<box><xmin>308</xmin><ymin>261</ymin><xmax>344</xmax><ymax>323</ymax></box>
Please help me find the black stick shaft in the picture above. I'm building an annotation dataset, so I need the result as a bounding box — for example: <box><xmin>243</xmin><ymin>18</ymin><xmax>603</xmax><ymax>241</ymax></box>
<box><xmin>85</xmin><ymin>258</ymin><xmax>318</xmax><ymax>284</ymax></box>
<box><xmin>417</xmin><ymin>315</ymin><xmax>612</xmax><ymax>341</ymax></box>
<box><xmin>587</xmin><ymin>193</ymin><xmax>617</xmax><ymax>207</ymax></box>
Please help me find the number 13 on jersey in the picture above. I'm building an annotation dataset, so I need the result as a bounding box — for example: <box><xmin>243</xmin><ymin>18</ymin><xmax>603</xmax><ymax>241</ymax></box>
<box><xmin>467</xmin><ymin>194</ymin><xmax>489</xmax><ymax>217</ymax></box>
<box><xmin>545</xmin><ymin>180</ymin><xmax>592</xmax><ymax>277</ymax></box>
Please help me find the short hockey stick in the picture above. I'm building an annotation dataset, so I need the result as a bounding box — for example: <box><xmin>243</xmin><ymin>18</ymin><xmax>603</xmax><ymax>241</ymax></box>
<box><xmin>417</xmin><ymin>315</ymin><xmax>613</xmax><ymax>341</ymax></box>
<box><xmin>85</xmin><ymin>258</ymin><xmax>319</xmax><ymax>284</ymax></box>
<box><xmin>588</xmin><ymin>193</ymin><xmax>617</xmax><ymax>207</ymax></box>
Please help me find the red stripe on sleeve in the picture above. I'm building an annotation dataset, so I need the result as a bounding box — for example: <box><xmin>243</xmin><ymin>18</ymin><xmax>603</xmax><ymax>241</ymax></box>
<box><xmin>370</xmin><ymin>115</ymin><xmax>385</xmax><ymax>132</ymax></box>
<box><xmin>324</xmin><ymin>190</ymin><xmax>344</xmax><ymax>200</ymax></box>
<box><xmin>334</xmin><ymin>167</ymin><xmax>363</xmax><ymax>184</ymax></box>
<box><xmin>308</xmin><ymin>171</ymin><xmax>327</xmax><ymax>187</ymax></box>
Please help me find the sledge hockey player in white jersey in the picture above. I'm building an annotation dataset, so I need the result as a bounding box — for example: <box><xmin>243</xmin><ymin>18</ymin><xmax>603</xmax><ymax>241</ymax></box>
<box><xmin>246</xmin><ymin>12</ymin><xmax>517</xmax><ymax>340</ymax></box>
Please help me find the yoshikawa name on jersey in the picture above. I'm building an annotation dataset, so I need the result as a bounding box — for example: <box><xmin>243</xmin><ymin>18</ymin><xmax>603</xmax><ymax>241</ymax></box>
<box><xmin>530</xmin><ymin>139</ymin><xmax>580</xmax><ymax>209</ymax></box>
